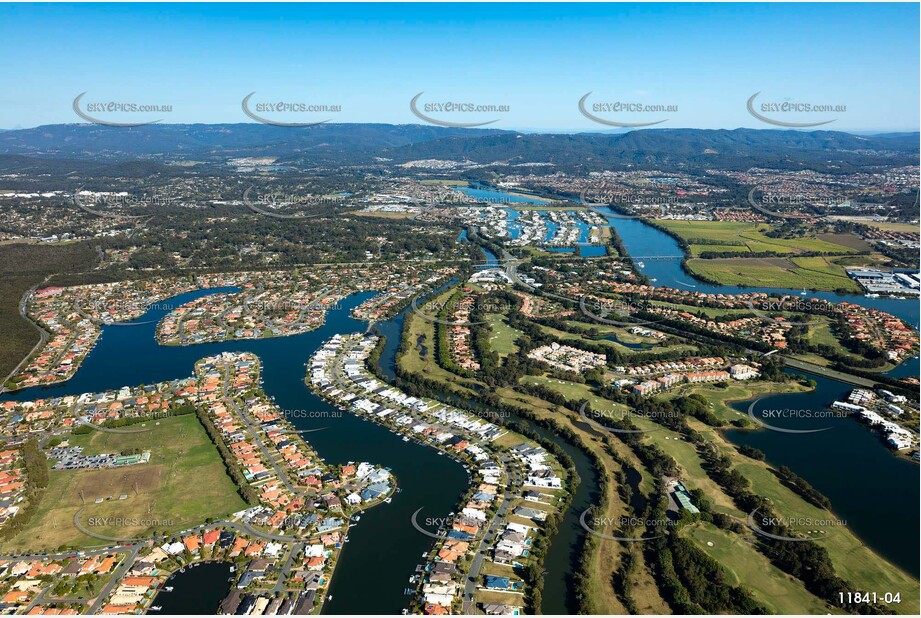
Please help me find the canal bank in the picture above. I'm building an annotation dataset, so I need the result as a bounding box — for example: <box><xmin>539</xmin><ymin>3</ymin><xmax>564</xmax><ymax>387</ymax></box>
<box><xmin>1</xmin><ymin>290</ymin><xmax>468</xmax><ymax>615</ymax></box>
<box><xmin>724</xmin><ymin>371</ymin><xmax>919</xmax><ymax>576</ymax></box>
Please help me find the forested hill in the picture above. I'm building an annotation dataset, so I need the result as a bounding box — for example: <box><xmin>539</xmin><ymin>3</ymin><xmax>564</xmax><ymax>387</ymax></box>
<box><xmin>0</xmin><ymin>124</ymin><xmax>916</xmax><ymax>172</ymax></box>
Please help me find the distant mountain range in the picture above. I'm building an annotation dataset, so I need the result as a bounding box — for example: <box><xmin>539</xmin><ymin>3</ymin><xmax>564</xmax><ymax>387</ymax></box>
<box><xmin>0</xmin><ymin>124</ymin><xmax>916</xmax><ymax>172</ymax></box>
<box><xmin>0</xmin><ymin>123</ymin><xmax>505</xmax><ymax>161</ymax></box>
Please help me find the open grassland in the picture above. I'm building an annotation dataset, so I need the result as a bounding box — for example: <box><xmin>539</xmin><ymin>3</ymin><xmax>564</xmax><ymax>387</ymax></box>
<box><xmin>3</xmin><ymin>414</ymin><xmax>247</xmax><ymax>551</ymax></box>
<box><xmin>655</xmin><ymin>220</ymin><xmax>863</xmax><ymax>256</ymax></box>
<box><xmin>817</xmin><ymin>233</ymin><xmax>873</xmax><ymax>251</ymax></box>
<box><xmin>535</xmin><ymin>322</ymin><xmax>696</xmax><ymax>357</ymax></box>
<box><xmin>859</xmin><ymin>221</ymin><xmax>921</xmax><ymax>233</ymax></box>
<box><xmin>685</xmin><ymin>256</ymin><xmax>862</xmax><ymax>292</ymax></box>
<box><xmin>683</xmin><ymin>522</ymin><xmax>836</xmax><ymax>614</ymax></box>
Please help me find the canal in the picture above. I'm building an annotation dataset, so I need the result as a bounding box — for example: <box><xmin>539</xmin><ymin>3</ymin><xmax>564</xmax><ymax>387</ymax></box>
<box><xmin>2</xmin><ymin>290</ymin><xmax>469</xmax><ymax>615</ymax></box>
<box><xmin>3</xmin><ymin>199</ymin><xmax>917</xmax><ymax>611</ymax></box>
<box><xmin>725</xmin><ymin>371</ymin><xmax>919</xmax><ymax>575</ymax></box>
<box><xmin>148</xmin><ymin>562</ymin><xmax>233</xmax><ymax>615</ymax></box>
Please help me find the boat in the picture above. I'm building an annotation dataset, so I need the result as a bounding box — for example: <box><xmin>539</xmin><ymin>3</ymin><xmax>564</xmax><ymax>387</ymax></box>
<box><xmin>164</xmin><ymin>587</ymin><xmax>173</xmax><ymax>592</ymax></box>
<box><xmin>150</xmin><ymin>607</ymin><xmax>162</xmax><ymax>612</ymax></box>
<box><xmin>637</xmin><ymin>261</ymin><xmax>645</xmax><ymax>268</ymax></box>
<box><xmin>866</xmin><ymin>293</ymin><xmax>880</xmax><ymax>298</ymax></box>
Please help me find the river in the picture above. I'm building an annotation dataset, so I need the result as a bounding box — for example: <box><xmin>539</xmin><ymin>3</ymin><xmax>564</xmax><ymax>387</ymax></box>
<box><xmin>1</xmin><ymin>290</ymin><xmax>468</xmax><ymax>615</ymax></box>
<box><xmin>4</xmin><ymin>199</ymin><xmax>917</xmax><ymax>611</ymax></box>
<box><xmin>480</xmin><ymin>199</ymin><xmax>919</xmax><ymax>581</ymax></box>
<box><xmin>598</xmin><ymin>209</ymin><xmax>918</xmax><ymax>576</ymax></box>
<box><xmin>599</xmin><ymin>212</ymin><xmax>920</xmax><ymax>337</ymax></box>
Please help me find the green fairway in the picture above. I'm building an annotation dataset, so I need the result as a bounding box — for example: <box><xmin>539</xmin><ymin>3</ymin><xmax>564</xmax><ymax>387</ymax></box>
<box><xmin>485</xmin><ymin>312</ymin><xmax>521</xmax><ymax>359</ymax></box>
<box><xmin>656</xmin><ymin>380</ymin><xmax>810</xmax><ymax>423</ymax></box>
<box><xmin>683</xmin><ymin>522</ymin><xmax>836</xmax><ymax>614</ymax></box>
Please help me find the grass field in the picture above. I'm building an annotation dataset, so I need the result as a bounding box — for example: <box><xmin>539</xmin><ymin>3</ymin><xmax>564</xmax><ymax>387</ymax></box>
<box><xmin>520</xmin><ymin>376</ymin><xmax>920</xmax><ymax>614</ymax></box>
<box><xmin>655</xmin><ymin>380</ymin><xmax>810</xmax><ymax>423</ymax></box>
<box><xmin>685</xmin><ymin>256</ymin><xmax>862</xmax><ymax>292</ymax></box>
<box><xmin>683</xmin><ymin>522</ymin><xmax>836</xmax><ymax>614</ymax></box>
<box><xmin>859</xmin><ymin>221</ymin><xmax>920</xmax><ymax>233</ymax></box>
<box><xmin>692</xmin><ymin>419</ymin><xmax>920</xmax><ymax>614</ymax></box>
<box><xmin>3</xmin><ymin>414</ymin><xmax>247</xmax><ymax>551</ymax></box>
<box><xmin>536</xmin><ymin>322</ymin><xmax>696</xmax><ymax>357</ymax></box>
<box><xmin>484</xmin><ymin>313</ymin><xmax>521</xmax><ymax>359</ymax></box>
<box><xmin>655</xmin><ymin>220</ymin><xmax>863</xmax><ymax>256</ymax></box>
<box><xmin>399</xmin><ymin>287</ymin><xmax>482</xmax><ymax>395</ymax></box>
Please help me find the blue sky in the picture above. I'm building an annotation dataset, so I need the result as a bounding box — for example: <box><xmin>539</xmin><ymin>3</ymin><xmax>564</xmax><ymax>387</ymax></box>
<box><xmin>1</xmin><ymin>2</ymin><xmax>918</xmax><ymax>131</ymax></box>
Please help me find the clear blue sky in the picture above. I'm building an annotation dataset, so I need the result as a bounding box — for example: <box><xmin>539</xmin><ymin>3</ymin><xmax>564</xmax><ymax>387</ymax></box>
<box><xmin>1</xmin><ymin>2</ymin><xmax>918</xmax><ymax>131</ymax></box>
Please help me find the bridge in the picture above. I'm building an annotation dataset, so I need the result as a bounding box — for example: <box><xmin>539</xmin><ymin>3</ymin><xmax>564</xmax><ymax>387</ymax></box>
<box><xmin>629</xmin><ymin>255</ymin><xmax>685</xmax><ymax>263</ymax></box>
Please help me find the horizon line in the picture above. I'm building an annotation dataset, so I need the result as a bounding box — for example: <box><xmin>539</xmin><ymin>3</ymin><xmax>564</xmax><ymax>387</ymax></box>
<box><xmin>2</xmin><ymin>122</ymin><xmax>919</xmax><ymax>136</ymax></box>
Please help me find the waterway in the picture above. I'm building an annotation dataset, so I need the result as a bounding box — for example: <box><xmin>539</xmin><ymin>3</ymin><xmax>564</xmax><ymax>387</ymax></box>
<box><xmin>4</xmin><ymin>195</ymin><xmax>917</xmax><ymax>613</ymax></box>
<box><xmin>469</xmin><ymin>195</ymin><xmax>919</xmax><ymax>582</ymax></box>
<box><xmin>148</xmin><ymin>562</ymin><xmax>233</xmax><ymax>615</ymax></box>
<box><xmin>597</xmin><ymin>210</ymin><xmax>920</xmax><ymax>332</ymax></box>
<box><xmin>2</xmin><ymin>289</ymin><xmax>468</xmax><ymax>615</ymax></box>
<box><xmin>725</xmin><ymin>372</ymin><xmax>919</xmax><ymax>575</ymax></box>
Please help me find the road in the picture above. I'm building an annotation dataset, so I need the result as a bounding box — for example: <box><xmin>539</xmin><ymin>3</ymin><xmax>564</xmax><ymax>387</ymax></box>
<box><xmin>782</xmin><ymin>356</ymin><xmax>884</xmax><ymax>388</ymax></box>
<box><xmin>322</xmin><ymin>334</ymin><xmax>529</xmax><ymax>614</ymax></box>
<box><xmin>87</xmin><ymin>544</ymin><xmax>141</xmax><ymax>614</ymax></box>
<box><xmin>462</xmin><ymin>454</ymin><xmax>521</xmax><ymax>613</ymax></box>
